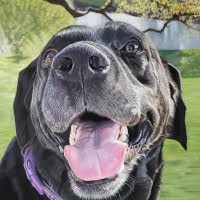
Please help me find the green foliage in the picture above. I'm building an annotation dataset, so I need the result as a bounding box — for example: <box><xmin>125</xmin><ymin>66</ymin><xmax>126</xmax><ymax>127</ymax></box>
<box><xmin>0</xmin><ymin>0</ymin><xmax>74</xmax><ymax>58</ymax></box>
<box><xmin>114</xmin><ymin>0</ymin><xmax>200</xmax><ymax>24</ymax></box>
<box><xmin>159</xmin><ymin>49</ymin><xmax>200</xmax><ymax>78</ymax></box>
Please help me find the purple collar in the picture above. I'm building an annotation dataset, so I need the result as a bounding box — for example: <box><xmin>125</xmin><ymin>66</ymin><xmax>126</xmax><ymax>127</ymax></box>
<box><xmin>21</xmin><ymin>144</ymin><xmax>63</xmax><ymax>200</ymax></box>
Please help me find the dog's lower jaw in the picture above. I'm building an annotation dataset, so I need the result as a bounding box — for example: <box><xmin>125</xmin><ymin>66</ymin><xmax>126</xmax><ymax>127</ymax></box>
<box><xmin>67</xmin><ymin>137</ymin><xmax>163</xmax><ymax>200</ymax></box>
<box><xmin>68</xmin><ymin>164</ymin><xmax>131</xmax><ymax>199</ymax></box>
<box><xmin>67</xmin><ymin>152</ymin><xmax>145</xmax><ymax>200</ymax></box>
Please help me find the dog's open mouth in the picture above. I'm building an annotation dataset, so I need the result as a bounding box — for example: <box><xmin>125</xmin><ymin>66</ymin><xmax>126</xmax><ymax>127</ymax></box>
<box><xmin>63</xmin><ymin>112</ymin><xmax>153</xmax><ymax>183</ymax></box>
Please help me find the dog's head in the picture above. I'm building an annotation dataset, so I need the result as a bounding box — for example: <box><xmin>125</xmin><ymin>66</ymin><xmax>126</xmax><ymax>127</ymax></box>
<box><xmin>14</xmin><ymin>22</ymin><xmax>187</xmax><ymax>199</ymax></box>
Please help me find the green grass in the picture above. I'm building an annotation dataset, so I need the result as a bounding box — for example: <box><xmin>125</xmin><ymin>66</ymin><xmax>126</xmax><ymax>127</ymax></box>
<box><xmin>0</xmin><ymin>56</ymin><xmax>30</xmax><ymax>155</ymax></box>
<box><xmin>0</xmin><ymin>56</ymin><xmax>199</xmax><ymax>200</ymax></box>
<box><xmin>159</xmin><ymin>49</ymin><xmax>200</xmax><ymax>78</ymax></box>
<box><xmin>161</xmin><ymin>78</ymin><xmax>200</xmax><ymax>200</ymax></box>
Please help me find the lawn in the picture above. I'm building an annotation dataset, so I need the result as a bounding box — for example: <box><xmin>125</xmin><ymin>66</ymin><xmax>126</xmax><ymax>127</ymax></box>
<box><xmin>159</xmin><ymin>49</ymin><xmax>200</xmax><ymax>78</ymax></box>
<box><xmin>0</xmin><ymin>55</ymin><xmax>199</xmax><ymax>200</ymax></box>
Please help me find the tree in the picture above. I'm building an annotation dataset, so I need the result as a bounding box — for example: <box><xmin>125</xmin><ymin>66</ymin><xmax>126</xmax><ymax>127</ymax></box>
<box><xmin>0</xmin><ymin>0</ymin><xmax>73</xmax><ymax>56</ymax></box>
<box><xmin>44</xmin><ymin>0</ymin><xmax>200</xmax><ymax>33</ymax></box>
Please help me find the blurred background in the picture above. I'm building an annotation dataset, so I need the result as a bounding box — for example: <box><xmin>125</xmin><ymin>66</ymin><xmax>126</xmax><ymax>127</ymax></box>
<box><xmin>0</xmin><ymin>0</ymin><xmax>199</xmax><ymax>200</ymax></box>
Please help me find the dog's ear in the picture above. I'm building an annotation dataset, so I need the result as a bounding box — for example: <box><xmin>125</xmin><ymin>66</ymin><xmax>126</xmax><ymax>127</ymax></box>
<box><xmin>162</xmin><ymin>58</ymin><xmax>187</xmax><ymax>150</ymax></box>
<box><xmin>14</xmin><ymin>59</ymin><xmax>37</xmax><ymax>149</ymax></box>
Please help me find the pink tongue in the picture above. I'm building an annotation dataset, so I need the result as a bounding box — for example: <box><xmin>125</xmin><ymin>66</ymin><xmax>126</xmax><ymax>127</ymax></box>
<box><xmin>64</xmin><ymin>120</ymin><xmax>128</xmax><ymax>181</ymax></box>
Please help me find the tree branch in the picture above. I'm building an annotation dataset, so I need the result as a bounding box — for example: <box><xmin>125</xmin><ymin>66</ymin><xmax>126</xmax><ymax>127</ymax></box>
<box><xmin>143</xmin><ymin>18</ymin><xmax>174</xmax><ymax>33</ymax></box>
<box><xmin>102</xmin><ymin>12</ymin><xmax>113</xmax><ymax>21</ymax></box>
<box><xmin>84</xmin><ymin>0</ymin><xmax>113</xmax><ymax>21</ymax></box>
<box><xmin>143</xmin><ymin>17</ymin><xmax>200</xmax><ymax>34</ymax></box>
<box><xmin>43</xmin><ymin>0</ymin><xmax>113</xmax><ymax>21</ymax></box>
<box><xmin>44</xmin><ymin>0</ymin><xmax>84</xmax><ymax>17</ymax></box>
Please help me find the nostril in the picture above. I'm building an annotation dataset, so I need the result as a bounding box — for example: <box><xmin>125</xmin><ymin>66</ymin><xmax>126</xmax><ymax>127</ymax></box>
<box><xmin>89</xmin><ymin>55</ymin><xmax>109</xmax><ymax>72</ymax></box>
<box><xmin>89</xmin><ymin>56</ymin><xmax>99</xmax><ymax>70</ymax></box>
<box><xmin>55</xmin><ymin>57</ymin><xmax>73</xmax><ymax>73</ymax></box>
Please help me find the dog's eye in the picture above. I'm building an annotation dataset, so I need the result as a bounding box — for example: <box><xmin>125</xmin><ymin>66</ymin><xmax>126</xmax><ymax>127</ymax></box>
<box><xmin>122</xmin><ymin>40</ymin><xmax>143</xmax><ymax>54</ymax></box>
<box><xmin>43</xmin><ymin>49</ymin><xmax>58</xmax><ymax>66</ymax></box>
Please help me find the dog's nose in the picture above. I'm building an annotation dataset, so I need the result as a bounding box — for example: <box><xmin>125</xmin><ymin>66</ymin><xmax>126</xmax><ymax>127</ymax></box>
<box><xmin>53</xmin><ymin>42</ymin><xmax>110</xmax><ymax>79</ymax></box>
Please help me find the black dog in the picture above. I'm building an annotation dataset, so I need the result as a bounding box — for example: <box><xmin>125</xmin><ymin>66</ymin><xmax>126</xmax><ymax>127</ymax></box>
<box><xmin>0</xmin><ymin>22</ymin><xmax>187</xmax><ymax>200</ymax></box>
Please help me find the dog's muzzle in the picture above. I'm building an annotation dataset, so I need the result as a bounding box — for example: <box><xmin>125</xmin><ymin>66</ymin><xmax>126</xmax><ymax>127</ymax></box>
<box><xmin>36</xmin><ymin>40</ymin><xmax>155</xmax><ymax>185</ymax></box>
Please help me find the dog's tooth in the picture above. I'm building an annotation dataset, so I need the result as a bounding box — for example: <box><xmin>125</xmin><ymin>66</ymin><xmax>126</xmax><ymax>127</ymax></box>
<box><xmin>69</xmin><ymin>136</ymin><xmax>75</xmax><ymax>145</ymax></box>
<box><xmin>122</xmin><ymin>126</ymin><xmax>129</xmax><ymax>136</ymax></box>
<box><xmin>69</xmin><ymin>124</ymin><xmax>78</xmax><ymax>145</ymax></box>
<box><xmin>118</xmin><ymin>126</ymin><xmax>129</xmax><ymax>142</ymax></box>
